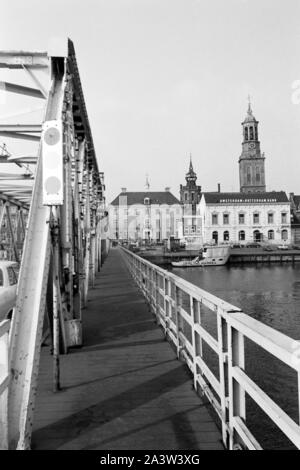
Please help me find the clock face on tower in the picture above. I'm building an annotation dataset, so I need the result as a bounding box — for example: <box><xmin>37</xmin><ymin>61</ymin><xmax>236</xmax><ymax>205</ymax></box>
<box><xmin>248</xmin><ymin>143</ymin><xmax>255</xmax><ymax>149</ymax></box>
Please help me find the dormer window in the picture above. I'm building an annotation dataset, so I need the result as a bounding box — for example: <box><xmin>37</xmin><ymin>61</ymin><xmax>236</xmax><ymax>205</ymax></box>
<box><xmin>144</xmin><ymin>197</ymin><xmax>150</xmax><ymax>205</ymax></box>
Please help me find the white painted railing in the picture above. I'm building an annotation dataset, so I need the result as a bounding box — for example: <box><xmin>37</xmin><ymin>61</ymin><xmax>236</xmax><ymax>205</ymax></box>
<box><xmin>121</xmin><ymin>247</ymin><xmax>300</xmax><ymax>450</ymax></box>
<box><xmin>0</xmin><ymin>319</ymin><xmax>10</xmax><ymax>450</ymax></box>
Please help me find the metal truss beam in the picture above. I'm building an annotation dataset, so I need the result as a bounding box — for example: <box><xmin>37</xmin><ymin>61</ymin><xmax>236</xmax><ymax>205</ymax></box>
<box><xmin>0</xmin><ymin>38</ymin><xmax>106</xmax><ymax>451</ymax></box>
<box><xmin>8</xmin><ymin>67</ymin><xmax>64</xmax><ymax>450</ymax></box>
<box><xmin>0</xmin><ymin>131</ymin><xmax>40</xmax><ymax>141</ymax></box>
<box><xmin>5</xmin><ymin>204</ymin><xmax>19</xmax><ymax>262</ymax></box>
<box><xmin>0</xmin><ymin>193</ymin><xmax>29</xmax><ymax>210</ymax></box>
<box><xmin>22</xmin><ymin>66</ymin><xmax>47</xmax><ymax>98</ymax></box>
<box><xmin>0</xmin><ymin>51</ymin><xmax>48</xmax><ymax>69</ymax></box>
<box><xmin>0</xmin><ymin>82</ymin><xmax>44</xmax><ymax>99</ymax></box>
<box><xmin>0</xmin><ymin>125</ymin><xmax>41</xmax><ymax>133</ymax></box>
<box><xmin>0</xmin><ymin>173</ymin><xmax>33</xmax><ymax>180</ymax></box>
<box><xmin>7</xmin><ymin>155</ymin><xmax>37</xmax><ymax>164</ymax></box>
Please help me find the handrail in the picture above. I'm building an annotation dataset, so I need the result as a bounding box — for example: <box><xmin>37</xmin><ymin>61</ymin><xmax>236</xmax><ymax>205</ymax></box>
<box><xmin>0</xmin><ymin>319</ymin><xmax>10</xmax><ymax>450</ymax></box>
<box><xmin>121</xmin><ymin>247</ymin><xmax>300</xmax><ymax>450</ymax></box>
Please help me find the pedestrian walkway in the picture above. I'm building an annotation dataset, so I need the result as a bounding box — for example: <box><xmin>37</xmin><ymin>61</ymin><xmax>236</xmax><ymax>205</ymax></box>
<box><xmin>32</xmin><ymin>248</ymin><xmax>224</xmax><ymax>450</ymax></box>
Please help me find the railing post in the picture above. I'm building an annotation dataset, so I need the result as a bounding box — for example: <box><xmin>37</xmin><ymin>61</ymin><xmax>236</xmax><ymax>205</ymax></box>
<box><xmin>147</xmin><ymin>265</ymin><xmax>150</xmax><ymax>300</ymax></box>
<box><xmin>149</xmin><ymin>266</ymin><xmax>155</xmax><ymax>311</ymax></box>
<box><xmin>227</xmin><ymin>323</ymin><xmax>246</xmax><ymax>450</ymax></box>
<box><xmin>194</xmin><ymin>298</ymin><xmax>203</xmax><ymax>357</ymax></box>
<box><xmin>153</xmin><ymin>270</ymin><xmax>159</xmax><ymax>322</ymax></box>
<box><xmin>149</xmin><ymin>266</ymin><xmax>153</xmax><ymax>307</ymax></box>
<box><xmin>190</xmin><ymin>296</ymin><xmax>198</xmax><ymax>389</ymax></box>
<box><xmin>162</xmin><ymin>275</ymin><xmax>168</xmax><ymax>332</ymax></box>
<box><xmin>175</xmin><ymin>285</ymin><xmax>182</xmax><ymax>357</ymax></box>
<box><xmin>0</xmin><ymin>321</ymin><xmax>9</xmax><ymax>450</ymax></box>
<box><xmin>139</xmin><ymin>258</ymin><xmax>142</xmax><ymax>289</ymax></box>
<box><xmin>162</xmin><ymin>276</ymin><xmax>172</xmax><ymax>337</ymax></box>
<box><xmin>139</xmin><ymin>260</ymin><xmax>143</xmax><ymax>292</ymax></box>
<box><xmin>144</xmin><ymin>264</ymin><xmax>148</xmax><ymax>299</ymax></box>
<box><xmin>191</xmin><ymin>297</ymin><xmax>204</xmax><ymax>390</ymax></box>
<box><xmin>142</xmin><ymin>262</ymin><xmax>146</xmax><ymax>296</ymax></box>
<box><xmin>217</xmin><ymin>308</ymin><xmax>229</xmax><ymax>447</ymax></box>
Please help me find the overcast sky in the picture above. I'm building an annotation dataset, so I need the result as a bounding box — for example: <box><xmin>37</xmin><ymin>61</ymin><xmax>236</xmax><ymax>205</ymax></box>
<box><xmin>1</xmin><ymin>0</ymin><xmax>300</xmax><ymax>202</ymax></box>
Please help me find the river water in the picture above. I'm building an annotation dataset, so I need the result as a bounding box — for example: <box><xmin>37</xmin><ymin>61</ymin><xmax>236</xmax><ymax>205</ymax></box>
<box><xmin>171</xmin><ymin>264</ymin><xmax>300</xmax><ymax>450</ymax></box>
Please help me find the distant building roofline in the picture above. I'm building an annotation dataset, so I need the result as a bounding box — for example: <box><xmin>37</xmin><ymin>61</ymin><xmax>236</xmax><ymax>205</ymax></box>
<box><xmin>202</xmin><ymin>191</ymin><xmax>289</xmax><ymax>204</ymax></box>
<box><xmin>110</xmin><ymin>191</ymin><xmax>181</xmax><ymax>206</ymax></box>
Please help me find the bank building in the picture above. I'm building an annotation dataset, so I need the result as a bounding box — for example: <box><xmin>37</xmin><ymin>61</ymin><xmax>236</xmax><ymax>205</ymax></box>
<box><xmin>197</xmin><ymin>102</ymin><xmax>291</xmax><ymax>245</ymax></box>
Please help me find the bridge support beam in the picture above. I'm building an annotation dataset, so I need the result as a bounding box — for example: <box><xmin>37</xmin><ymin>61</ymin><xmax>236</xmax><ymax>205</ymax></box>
<box><xmin>0</xmin><ymin>39</ymin><xmax>106</xmax><ymax>450</ymax></box>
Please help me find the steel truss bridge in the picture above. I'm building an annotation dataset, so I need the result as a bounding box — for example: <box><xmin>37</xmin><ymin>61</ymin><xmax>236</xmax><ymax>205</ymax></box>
<box><xmin>0</xmin><ymin>39</ymin><xmax>107</xmax><ymax>449</ymax></box>
<box><xmin>0</xmin><ymin>40</ymin><xmax>299</xmax><ymax>453</ymax></box>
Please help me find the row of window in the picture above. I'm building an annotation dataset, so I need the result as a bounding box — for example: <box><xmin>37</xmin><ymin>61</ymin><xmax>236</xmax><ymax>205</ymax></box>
<box><xmin>184</xmin><ymin>226</ymin><xmax>202</xmax><ymax>234</ymax></box>
<box><xmin>211</xmin><ymin>229</ymin><xmax>288</xmax><ymax>242</ymax></box>
<box><xmin>212</xmin><ymin>212</ymin><xmax>288</xmax><ymax>225</ymax></box>
<box><xmin>244</xmin><ymin>125</ymin><xmax>258</xmax><ymax>141</ymax></box>
<box><xmin>115</xmin><ymin>209</ymin><xmax>180</xmax><ymax>216</ymax></box>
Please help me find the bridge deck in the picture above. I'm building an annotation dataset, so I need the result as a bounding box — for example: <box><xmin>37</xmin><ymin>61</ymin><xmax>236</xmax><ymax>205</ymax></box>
<box><xmin>32</xmin><ymin>248</ymin><xmax>223</xmax><ymax>450</ymax></box>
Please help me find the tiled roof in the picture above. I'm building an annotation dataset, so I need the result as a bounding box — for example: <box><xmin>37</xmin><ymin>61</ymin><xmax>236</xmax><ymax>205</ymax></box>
<box><xmin>110</xmin><ymin>191</ymin><xmax>180</xmax><ymax>206</ymax></box>
<box><xmin>203</xmin><ymin>191</ymin><xmax>289</xmax><ymax>204</ymax></box>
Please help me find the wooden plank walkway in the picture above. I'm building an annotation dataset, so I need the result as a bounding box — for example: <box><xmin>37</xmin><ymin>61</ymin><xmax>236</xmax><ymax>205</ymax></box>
<box><xmin>32</xmin><ymin>248</ymin><xmax>224</xmax><ymax>450</ymax></box>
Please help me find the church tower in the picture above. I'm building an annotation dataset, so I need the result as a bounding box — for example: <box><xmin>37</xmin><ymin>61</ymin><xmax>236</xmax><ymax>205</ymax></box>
<box><xmin>239</xmin><ymin>100</ymin><xmax>266</xmax><ymax>193</ymax></box>
<box><xmin>180</xmin><ymin>155</ymin><xmax>201</xmax><ymax>207</ymax></box>
<box><xmin>180</xmin><ymin>155</ymin><xmax>202</xmax><ymax>238</ymax></box>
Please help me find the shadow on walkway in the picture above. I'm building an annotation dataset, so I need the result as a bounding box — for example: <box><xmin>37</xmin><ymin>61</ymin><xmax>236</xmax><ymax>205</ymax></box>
<box><xmin>32</xmin><ymin>248</ymin><xmax>223</xmax><ymax>450</ymax></box>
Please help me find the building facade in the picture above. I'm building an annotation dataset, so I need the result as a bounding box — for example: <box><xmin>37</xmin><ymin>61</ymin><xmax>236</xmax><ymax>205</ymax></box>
<box><xmin>109</xmin><ymin>189</ymin><xmax>182</xmax><ymax>242</ymax></box>
<box><xmin>189</xmin><ymin>103</ymin><xmax>291</xmax><ymax>246</ymax></box>
<box><xmin>289</xmin><ymin>193</ymin><xmax>300</xmax><ymax>244</ymax></box>
<box><xmin>239</xmin><ymin>102</ymin><xmax>266</xmax><ymax>193</ymax></box>
<box><xmin>198</xmin><ymin>191</ymin><xmax>291</xmax><ymax>245</ymax></box>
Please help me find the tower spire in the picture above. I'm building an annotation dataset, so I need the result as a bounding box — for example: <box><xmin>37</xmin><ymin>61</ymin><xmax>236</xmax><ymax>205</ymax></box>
<box><xmin>189</xmin><ymin>152</ymin><xmax>193</xmax><ymax>172</ymax></box>
<box><xmin>145</xmin><ymin>173</ymin><xmax>150</xmax><ymax>191</ymax></box>
<box><xmin>185</xmin><ymin>154</ymin><xmax>197</xmax><ymax>186</ymax></box>
<box><xmin>247</xmin><ymin>94</ymin><xmax>252</xmax><ymax>114</ymax></box>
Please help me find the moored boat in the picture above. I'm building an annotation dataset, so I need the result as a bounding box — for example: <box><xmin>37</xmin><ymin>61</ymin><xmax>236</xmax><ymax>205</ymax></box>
<box><xmin>200</xmin><ymin>245</ymin><xmax>231</xmax><ymax>266</ymax></box>
<box><xmin>171</xmin><ymin>256</ymin><xmax>203</xmax><ymax>267</ymax></box>
<box><xmin>172</xmin><ymin>245</ymin><xmax>231</xmax><ymax>267</ymax></box>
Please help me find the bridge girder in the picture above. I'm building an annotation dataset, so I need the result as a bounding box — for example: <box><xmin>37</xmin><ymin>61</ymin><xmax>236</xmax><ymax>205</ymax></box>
<box><xmin>0</xmin><ymin>39</ymin><xmax>106</xmax><ymax>450</ymax></box>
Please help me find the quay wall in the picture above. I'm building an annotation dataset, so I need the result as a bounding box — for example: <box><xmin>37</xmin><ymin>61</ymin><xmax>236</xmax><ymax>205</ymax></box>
<box><xmin>138</xmin><ymin>249</ymin><xmax>300</xmax><ymax>266</ymax></box>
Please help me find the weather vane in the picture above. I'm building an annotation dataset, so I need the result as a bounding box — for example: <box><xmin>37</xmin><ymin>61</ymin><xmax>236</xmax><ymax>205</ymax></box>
<box><xmin>145</xmin><ymin>173</ymin><xmax>150</xmax><ymax>190</ymax></box>
<box><xmin>247</xmin><ymin>94</ymin><xmax>252</xmax><ymax>113</ymax></box>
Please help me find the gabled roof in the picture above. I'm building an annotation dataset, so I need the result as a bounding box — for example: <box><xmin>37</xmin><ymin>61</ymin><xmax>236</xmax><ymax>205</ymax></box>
<box><xmin>110</xmin><ymin>191</ymin><xmax>180</xmax><ymax>206</ymax></box>
<box><xmin>202</xmin><ymin>191</ymin><xmax>289</xmax><ymax>204</ymax></box>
